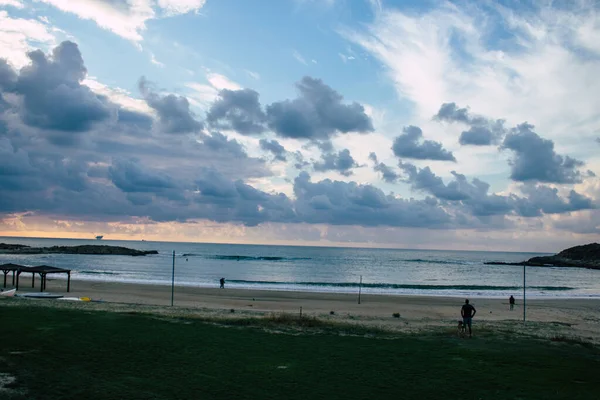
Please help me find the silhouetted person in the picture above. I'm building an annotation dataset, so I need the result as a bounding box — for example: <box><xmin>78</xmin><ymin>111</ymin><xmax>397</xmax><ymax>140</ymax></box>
<box><xmin>509</xmin><ymin>295</ymin><xmax>515</xmax><ymax>311</ymax></box>
<box><xmin>219</xmin><ymin>278</ymin><xmax>225</xmax><ymax>289</ymax></box>
<box><xmin>461</xmin><ymin>299</ymin><xmax>476</xmax><ymax>337</ymax></box>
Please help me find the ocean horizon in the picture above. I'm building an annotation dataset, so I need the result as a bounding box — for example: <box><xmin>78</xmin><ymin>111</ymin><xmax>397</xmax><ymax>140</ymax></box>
<box><xmin>2</xmin><ymin>236</ymin><xmax>599</xmax><ymax>299</ymax></box>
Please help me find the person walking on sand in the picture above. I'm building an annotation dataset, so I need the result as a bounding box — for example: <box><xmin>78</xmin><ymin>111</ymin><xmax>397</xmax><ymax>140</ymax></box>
<box><xmin>509</xmin><ymin>295</ymin><xmax>515</xmax><ymax>311</ymax></box>
<box><xmin>219</xmin><ymin>277</ymin><xmax>225</xmax><ymax>289</ymax></box>
<box><xmin>461</xmin><ymin>299</ymin><xmax>476</xmax><ymax>337</ymax></box>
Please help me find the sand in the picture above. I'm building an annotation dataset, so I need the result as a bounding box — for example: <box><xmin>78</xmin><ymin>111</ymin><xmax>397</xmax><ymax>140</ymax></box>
<box><xmin>8</xmin><ymin>278</ymin><xmax>600</xmax><ymax>344</ymax></box>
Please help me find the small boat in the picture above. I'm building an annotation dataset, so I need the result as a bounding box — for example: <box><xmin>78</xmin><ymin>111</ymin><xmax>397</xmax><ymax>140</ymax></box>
<box><xmin>16</xmin><ymin>292</ymin><xmax>64</xmax><ymax>299</ymax></box>
<box><xmin>95</xmin><ymin>235</ymin><xmax>103</xmax><ymax>240</ymax></box>
<box><xmin>0</xmin><ymin>289</ymin><xmax>16</xmax><ymax>297</ymax></box>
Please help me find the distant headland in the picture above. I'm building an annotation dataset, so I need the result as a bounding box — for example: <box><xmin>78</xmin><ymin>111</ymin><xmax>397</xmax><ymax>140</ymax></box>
<box><xmin>486</xmin><ymin>243</ymin><xmax>600</xmax><ymax>270</ymax></box>
<box><xmin>0</xmin><ymin>243</ymin><xmax>158</xmax><ymax>257</ymax></box>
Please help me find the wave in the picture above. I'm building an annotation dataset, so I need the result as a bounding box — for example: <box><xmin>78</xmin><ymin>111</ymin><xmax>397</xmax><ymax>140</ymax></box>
<box><xmin>181</xmin><ymin>254</ymin><xmax>311</xmax><ymax>261</ymax></box>
<box><xmin>397</xmin><ymin>259</ymin><xmax>471</xmax><ymax>265</ymax></box>
<box><xmin>78</xmin><ymin>270</ymin><xmax>120</xmax><ymax>275</ymax></box>
<box><xmin>227</xmin><ymin>279</ymin><xmax>574</xmax><ymax>291</ymax></box>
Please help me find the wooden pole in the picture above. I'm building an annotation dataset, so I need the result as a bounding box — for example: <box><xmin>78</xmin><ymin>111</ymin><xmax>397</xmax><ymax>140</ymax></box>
<box><xmin>300</xmin><ymin>307</ymin><xmax>302</xmax><ymax>318</ymax></box>
<box><xmin>358</xmin><ymin>275</ymin><xmax>362</xmax><ymax>304</ymax></box>
<box><xmin>170</xmin><ymin>250</ymin><xmax>175</xmax><ymax>307</ymax></box>
<box><xmin>67</xmin><ymin>272</ymin><xmax>71</xmax><ymax>292</ymax></box>
<box><xmin>3</xmin><ymin>272</ymin><xmax>6</xmax><ymax>288</ymax></box>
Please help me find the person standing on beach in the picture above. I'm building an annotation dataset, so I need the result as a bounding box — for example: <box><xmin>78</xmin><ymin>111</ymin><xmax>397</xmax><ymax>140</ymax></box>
<box><xmin>219</xmin><ymin>278</ymin><xmax>225</xmax><ymax>289</ymax></box>
<box><xmin>509</xmin><ymin>295</ymin><xmax>515</xmax><ymax>311</ymax></box>
<box><xmin>461</xmin><ymin>299</ymin><xmax>476</xmax><ymax>337</ymax></box>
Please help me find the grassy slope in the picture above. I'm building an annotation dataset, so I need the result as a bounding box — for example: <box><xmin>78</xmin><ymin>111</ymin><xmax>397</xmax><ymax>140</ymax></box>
<box><xmin>1</xmin><ymin>305</ymin><xmax>599</xmax><ymax>400</ymax></box>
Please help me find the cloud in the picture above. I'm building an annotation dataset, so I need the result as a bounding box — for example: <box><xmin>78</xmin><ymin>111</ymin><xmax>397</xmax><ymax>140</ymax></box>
<box><xmin>198</xmin><ymin>132</ymin><xmax>248</xmax><ymax>158</ymax></box>
<box><xmin>346</xmin><ymin>2</ymin><xmax>600</xmax><ymax>172</ymax></box>
<box><xmin>157</xmin><ymin>0</ymin><xmax>207</xmax><ymax>16</ymax></box>
<box><xmin>206</xmin><ymin>89</ymin><xmax>266</xmax><ymax>135</ymax></box>
<box><xmin>292</xmin><ymin>50</ymin><xmax>308</xmax><ymax>65</ymax></box>
<box><xmin>399</xmin><ymin>161</ymin><xmax>595</xmax><ymax>218</ymax></box>
<box><xmin>37</xmin><ymin>0</ymin><xmax>207</xmax><ymax>44</ymax></box>
<box><xmin>293</xmin><ymin>172</ymin><xmax>452</xmax><ymax>227</ymax></box>
<box><xmin>109</xmin><ymin>158</ymin><xmax>176</xmax><ymax>194</ymax></box>
<box><xmin>2</xmin><ymin>41</ymin><xmax>110</xmax><ymax>140</ymax></box>
<box><xmin>313</xmin><ymin>149</ymin><xmax>359</xmax><ymax>176</ymax></box>
<box><xmin>502</xmin><ymin>123</ymin><xmax>584</xmax><ymax>183</ymax></box>
<box><xmin>392</xmin><ymin>125</ymin><xmax>456</xmax><ymax>161</ymax></box>
<box><xmin>139</xmin><ymin>76</ymin><xmax>203</xmax><ymax>134</ymax></box>
<box><xmin>368</xmin><ymin>153</ymin><xmax>399</xmax><ymax>183</ymax></box>
<box><xmin>266</xmin><ymin>76</ymin><xmax>374</xmax><ymax>140</ymax></box>
<box><xmin>0</xmin><ymin>0</ymin><xmax>23</xmax><ymax>8</ymax></box>
<box><xmin>245</xmin><ymin>70</ymin><xmax>260</xmax><ymax>80</ymax></box>
<box><xmin>0</xmin><ymin>10</ymin><xmax>56</xmax><ymax>68</ymax></box>
<box><xmin>259</xmin><ymin>139</ymin><xmax>287</xmax><ymax>162</ymax></box>
<box><xmin>434</xmin><ymin>102</ymin><xmax>506</xmax><ymax>146</ymax></box>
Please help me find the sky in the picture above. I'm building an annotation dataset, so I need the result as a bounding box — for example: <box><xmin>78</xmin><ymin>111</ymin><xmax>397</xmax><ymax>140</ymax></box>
<box><xmin>0</xmin><ymin>0</ymin><xmax>599</xmax><ymax>252</ymax></box>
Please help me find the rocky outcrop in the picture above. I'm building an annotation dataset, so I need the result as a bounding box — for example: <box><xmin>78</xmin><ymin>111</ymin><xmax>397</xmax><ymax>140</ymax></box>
<box><xmin>485</xmin><ymin>243</ymin><xmax>600</xmax><ymax>270</ymax></box>
<box><xmin>0</xmin><ymin>244</ymin><xmax>158</xmax><ymax>256</ymax></box>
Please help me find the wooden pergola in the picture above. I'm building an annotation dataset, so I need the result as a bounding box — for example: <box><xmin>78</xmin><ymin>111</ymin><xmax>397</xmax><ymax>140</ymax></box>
<box><xmin>16</xmin><ymin>265</ymin><xmax>71</xmax><ymax>292</ymax></box>
<box><xmin>1</xmin><ymin>263</ymin><xmax>26</xmax><ymax>288</ymax></box>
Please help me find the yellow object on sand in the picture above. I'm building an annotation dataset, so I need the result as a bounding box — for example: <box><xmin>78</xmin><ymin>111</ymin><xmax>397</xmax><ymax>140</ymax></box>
<box><xmin>80</xmin><ymin>297</ymin><xmax>91</xmax><ymax>302</ymax></box>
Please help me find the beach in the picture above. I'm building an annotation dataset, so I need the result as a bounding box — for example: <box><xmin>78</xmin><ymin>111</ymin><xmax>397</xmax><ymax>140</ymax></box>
<box><xmin>19</xmin><ymin>278</ymin><xmax>600</xmax><ymax>344</ymax></box>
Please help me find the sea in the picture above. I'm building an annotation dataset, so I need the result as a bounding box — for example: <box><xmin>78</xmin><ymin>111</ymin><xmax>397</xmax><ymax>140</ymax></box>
<box><xmin>1</xmin><ymin>237</ymin><xmax>600</xmax><ymax>299</ymax></box>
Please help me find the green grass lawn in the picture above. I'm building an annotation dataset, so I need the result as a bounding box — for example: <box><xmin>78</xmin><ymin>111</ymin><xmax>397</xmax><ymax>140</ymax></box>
<box><xmin>1</xmin><ymin>303</ymin><xmax>599</xmax><ymax>400</ymax></box>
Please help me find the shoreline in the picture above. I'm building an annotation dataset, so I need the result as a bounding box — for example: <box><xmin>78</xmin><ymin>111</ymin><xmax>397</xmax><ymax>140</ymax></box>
<box><xmin>34</xmin><ymin>276</ymin><xmax>600</xmax><ymax>299</ymax></box>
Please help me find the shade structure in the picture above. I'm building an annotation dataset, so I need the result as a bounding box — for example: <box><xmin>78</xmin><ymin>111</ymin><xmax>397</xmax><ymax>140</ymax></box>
<box><xmin>16</xmin><ymin>265</ymin><xmax>71</xmax><ymax>292</ymax></box>
<box><xmin>1</xmin><ymin>263</ymin><xmax>26</xmax><ymax>288</ymax></box>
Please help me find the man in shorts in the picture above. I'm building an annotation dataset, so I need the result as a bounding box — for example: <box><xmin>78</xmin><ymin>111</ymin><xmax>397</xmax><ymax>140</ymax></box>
<box><xmin>461</xmin><ymin>299</ymin><xmax>476</xmax><ymax>337</ymax></box>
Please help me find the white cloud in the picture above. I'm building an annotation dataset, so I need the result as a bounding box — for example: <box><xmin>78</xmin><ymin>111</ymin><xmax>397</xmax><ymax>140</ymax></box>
<box><xmin>245</xmin><ymin>69</ymin><xmax>260</xmax><ymax>80</ymax></box>
<box><xmin>36</xmin><ymin>0</ymin><xmax>207</xmax><ymax>44</ymax></box>
<box><xmin>206</xmin><ymin>72</ymin><xmax>241</xmax><ymax>91</ymax></box>
<box><xmin>0</xmin><ymin>0</ymin><xmax>23</xmax><ymax>8</ymax></box>
<box><xmin>292</xmin><ymin>49</ymin><xmax>308</xmax><ymax>65</ymax></box>
<box><xmin>0</xmin><ymin>10</ymin><xmax>56</xmax><ymax>68</ymax></box>
<box><xmin>345</xmin><ymin>2</ymin><xmax>600</xmax><ymax>175</ymax></box>
<box><xmin>150</xmin><ymin>53</ymin><xmax>164</xmax><ymax>67</ymax></box>
<box><xmin>186</xmin><ymin>72</ymin><xmax>241</xmax><ymax>109</ymax></box>
<box><xmin>157</xmin><ymin>0</ymin><xmax>206</xmax><ymax>15</ymax></box>
<box><xmin>83</xmin><ymin>77</ymin><xmax>153</xmax><ymax>115</ymax></box>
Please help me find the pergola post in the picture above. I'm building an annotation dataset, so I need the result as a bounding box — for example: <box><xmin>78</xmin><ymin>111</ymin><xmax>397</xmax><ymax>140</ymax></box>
<box><xmin>16</xmin><ymin>271</ymin><xmax>20</xmax><ymax>290</ymax></box>
<box><xmin>12</xmin><ymin>270</ymin><xmax>15</xmax><ymax>285</ymax></box>
<box><xmin>67</xmin><ymin>272</ymin><xmax>71</xmax><ymax>292</ymax></box>
<box><xmin>32</xmin><ymin>272</ymin><xmax>35</xmax><ymax>288</ymax></box>
<box><xmin>3</xmin><ymin>271</ymin><xmax>6</xmax><ymax>288</ymax></box>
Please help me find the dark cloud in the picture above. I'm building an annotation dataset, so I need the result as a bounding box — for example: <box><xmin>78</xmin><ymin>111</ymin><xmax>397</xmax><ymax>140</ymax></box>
<box><xmin>199</xmin><ymin>132</ymin><xmax>248</xmax><ymax>158</ymax></box>
<box><xmin>5</xmin><ymin>42</ymin><xmax>111</xmax><ymax>135</ymax></box>
<box><xmin>459</xmin><ymin>123</ymin><xmax>505</xmax><ymax>146</ymax></box>
<box><xmin>194</xmin><ymin>168</ymin><xmax>296</xmax><ymax>226</ymax></box>
<box><xmin>368</xmin><ymin>153</ymin><xmax>399</xmax><ymax>183</ymax></box>
<box><xmin>596</xmin><ymin>137</ymin><xmax>600</xmax><ymax>145</ymax></box>
<box><xmin>293</xmin><ymin>172</ymin><xmax>452</xmax><ymax>227</ymax></box>
<box><xmin>266</xmin><ymin>76</ymin><xmax>373</xmax><ymax>140</ymax></box>
<box><xmin>139</xmin><ymin>76</ymin><xmax>202</xmax><ymax>134</ymax></box>
<box><xmin>313</xmin><ymin>149</ymin><xmax>359</xmax><ymax>176</ymax></box>
<box><xmin>392</xmin><ymin>125</ymin><xmax>456</xmax><ymax>161</ymax></box>
<box><xmin>259</xmin><ymin>139</ymin><xmax>287</xmax><ymax>161</ymax></box>
<box><xmin>293</xmin><ymin>151</ymin><xmax>310</xmax><ymax>170</ymax></box>
<box><xmin>0</xmin><ymin>59</ymin><xmax>17</xmax><ymax>92</ymax></box>
<box><xmin>435</xmin><ymin>102</ymin><xmax>505</xmax><ymax>146</ymax></box>
<box><xmin>109</xmin><ymin>158</ymin><xmax>175</xmax><ymax>193</ymax></box>
<box><xmin>399</xmin><ymin>161</ymin><xmax>594</xmax><ymax>218</ymax></box>
<box><xmin>206</xmin><ymin>89</ymin><xmax>266</xmax><ymax>135</ymax></box>
<box><xmin>502</xmin><ymin>123</ymin><xmax>584</xmax><ymax>183</ymax></box>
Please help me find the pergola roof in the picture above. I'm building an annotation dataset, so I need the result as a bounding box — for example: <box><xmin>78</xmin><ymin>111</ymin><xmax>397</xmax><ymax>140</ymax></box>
<box><xmin>0</xmin><ymin>263</ymin><xmax>27</xmax><ymax>271</ymax></box>
<box><xmin>23</xmin><ymin>265</ymin><xmax>71</xmax><ymax>274</ymax></box>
